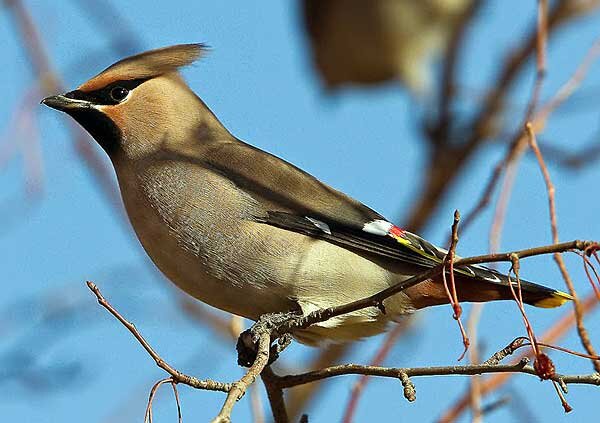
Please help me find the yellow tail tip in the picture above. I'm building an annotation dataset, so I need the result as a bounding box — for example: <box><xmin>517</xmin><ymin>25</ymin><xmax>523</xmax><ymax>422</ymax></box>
<box><xmin>534</xmin><ymin>290</ymin><xmax>574</xmax><ymax>308</ymax></box>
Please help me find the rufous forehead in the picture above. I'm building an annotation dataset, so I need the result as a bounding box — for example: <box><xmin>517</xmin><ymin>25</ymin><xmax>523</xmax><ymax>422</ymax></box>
<box><xmin>78</xmin><ymin>73</ymin><xmax>122</xmax><ymax>92</ymax></box>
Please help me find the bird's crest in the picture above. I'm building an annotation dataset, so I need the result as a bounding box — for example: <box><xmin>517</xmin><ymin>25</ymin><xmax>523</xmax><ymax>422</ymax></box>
<box><xmin>78</xmin><ymin>43</ymin><xmax>207</xmax><ymax>92</ymax></box>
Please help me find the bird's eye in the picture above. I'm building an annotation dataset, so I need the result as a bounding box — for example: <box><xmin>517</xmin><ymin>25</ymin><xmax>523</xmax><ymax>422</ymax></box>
<box><xmin>110</xmin><ymin>86</ymin><xmax>129</xmax><ymax>102</ymax></box>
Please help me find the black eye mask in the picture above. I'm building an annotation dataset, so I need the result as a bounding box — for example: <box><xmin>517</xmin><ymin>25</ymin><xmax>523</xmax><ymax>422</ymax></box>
<box><xmin>64</xmin><ymin>78</ymin><xmax>149</xmax><ymax>106</ymax></box>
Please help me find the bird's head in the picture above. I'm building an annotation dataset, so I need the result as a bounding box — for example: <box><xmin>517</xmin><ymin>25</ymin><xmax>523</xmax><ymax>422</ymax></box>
<box><xmin>42</xmin><ymin>43</ymin><xmax>225</xmax><ymax>161</ymax></box>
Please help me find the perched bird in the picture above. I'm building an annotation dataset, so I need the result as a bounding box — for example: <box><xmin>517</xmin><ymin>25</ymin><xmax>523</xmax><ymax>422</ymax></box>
<box><xmin>42</xmin><ymin>44</ymin><xmax>571</xmax><ymax>344</ymax></box>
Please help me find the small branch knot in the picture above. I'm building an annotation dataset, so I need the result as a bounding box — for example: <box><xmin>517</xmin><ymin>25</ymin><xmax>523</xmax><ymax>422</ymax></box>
<box><xmin>399</xmin><ymin>372</ymin><xmax>416</xmax><ymax>402</ymax></box>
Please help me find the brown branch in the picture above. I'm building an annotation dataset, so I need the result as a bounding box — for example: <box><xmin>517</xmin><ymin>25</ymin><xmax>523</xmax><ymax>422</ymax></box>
<box><xmin>341</xmin><ymin>320</ymin><xmax>411</xmax><ymax>423</ymax></box>
<box><xmin>441</xmin><ymin>210</ymin><xmax>470</xmax><ymax>359</ymax></box>
<box><xmin>439</xmin><ymin>290</ymin><xmax>600</xmax><ymax>422</ymax></box>
<box><xmin>171</xmin><ymin>380</ymin><xmax>183</xmax><ymax>423</ymax></box>
<box><xmin>84</xmin><ymin>223</ymin><xmax>598</xmax><ymax>422</ymax></box>
<box><xmin>526</xmin><ymin>123</ymin><xmax>600</xmax><ymax>373</ymax></box>
<box><xmin>262</xmin><ymin>366</ymin><xmax>289</xmax><ymax>423</ymax></box>
<box><xmin>86</xmin><ymin>281</ymin><xmax>275</xmax><ymax>423</ymax></box>
<box><xmin>508</xmin><ymin>256</ymin><xmax>540</xmax><ymax>358</ymax></box>
<box><xmin>483</xmin><ymin>337</ymin><xmax>526</xmax><ymax>366</ymax></box>
<box><xmin>85</xmin><ymin>230</ymin><xmax>599</xmax><ymax>421</ymax></box>
<box><xmin>466</xmin><ymin>303</ymin><xmax>484</xmax><ymax>422</ymax></box>
<box><xmin>271</xmin><ymin>359</ymin><xmax>600</xmax><ymax>390</ymax></box>
<box><xmin>86</xmin><ymin>281</ymin><xmax>231</xmax><ymax>393</ymax></box>
<box><xmin>212</xmin><ymin>331</ymin><xmax>271</xmax><ymax>423</ymax></box>
<box><xmin>455</xmin><ymin>240</ymin><xmax>597</xmax><ymax>266</ymax></box>
<box><xmin>144</xmin><ymin>378</ymin><xmax>173</xmax><ymax>423</ymax></box>
<box><xmin>272</xmin><ymin>238</ymin><xmax>599</xmax><ymax>341</ymax></box>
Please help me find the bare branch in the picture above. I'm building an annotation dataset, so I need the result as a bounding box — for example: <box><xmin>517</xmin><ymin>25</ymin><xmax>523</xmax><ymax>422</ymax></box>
<box><xmin>342</xmin><ymin>320</ymin><xmax>411</xmax><ymax>423</ymax></box>
<box><xmin>212</xmin><ymin>330</ymin><xmax>271</xmax><ymax>423</ymax></box>
<box><xmin>526</xmin><ymin>124</ymin><xmax>600</xmax><ymax>373</ymax></box>
<box><xmin>272</xmin><ymin>359</ymin><xmax>600</xmax><ymax>390</ymax></box>
<box><xmin>441</xmin><ymin>210</ymin><xmax>470</xmax><ymax>359</ymax></box>
<box><xmin>440</xmin><ymin>290</ymin><xmax>600</xmax><ymax>422</ymax></box>
<box><xmin>86</xmin><ymin>281</ymin><xmax>231</xmax><ymax>393</ymax></box>
<box><xmin>262</xmin><ymin>366</ymin><xmax>289</xmax><ymax>423</ymax></box>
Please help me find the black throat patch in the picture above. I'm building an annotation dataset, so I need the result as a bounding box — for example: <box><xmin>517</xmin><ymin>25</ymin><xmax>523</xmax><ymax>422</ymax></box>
<box><xmin>68</xmin><ymin>108</ymin><xmax>122</xmax><ymax>156</ymax></box>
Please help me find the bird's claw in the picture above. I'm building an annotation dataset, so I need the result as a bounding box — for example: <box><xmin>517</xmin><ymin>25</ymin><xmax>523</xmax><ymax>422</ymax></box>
<box><xmin>236</xmin><ymin>311</ymin><xmax>301</xmax><ymax>367</ymax></box>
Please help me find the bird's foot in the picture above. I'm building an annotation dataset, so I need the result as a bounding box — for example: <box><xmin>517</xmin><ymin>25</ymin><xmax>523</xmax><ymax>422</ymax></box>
<box><xmin>236</xmin><ymin>310</ymin><xmax>302</xmax><ymax>367</ymax></box>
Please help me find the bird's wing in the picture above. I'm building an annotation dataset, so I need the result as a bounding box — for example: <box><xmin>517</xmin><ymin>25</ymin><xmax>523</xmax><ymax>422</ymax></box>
<box><xmin>257</xmin><ymin>210</ymin><xmax>453</xmax><ymax>271</ymax></box>
<box><xmin>200</xmin><ymin>140</ymin><xmax>387</xmax><ymax>228</ymax></box>
<box><xmin>201</xmin><ymin>140</ymin><xmax>570</xmax><ymax>307</ymax></box>
<box><xmin>202</xmin><ymin>140</ymin><xmax>472</xmax><ymax>274</ymax></box>
<box><xmin>258</xmin><ymin>210</ymin><xmax>544</xmax><ymax>287</ymax></box>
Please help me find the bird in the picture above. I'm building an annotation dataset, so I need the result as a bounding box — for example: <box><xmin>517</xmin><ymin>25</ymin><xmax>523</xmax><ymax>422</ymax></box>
<box><xmin>42</xmin><ymin>44</ymin><xmax>571</xmax><ymax>345</ymax></box>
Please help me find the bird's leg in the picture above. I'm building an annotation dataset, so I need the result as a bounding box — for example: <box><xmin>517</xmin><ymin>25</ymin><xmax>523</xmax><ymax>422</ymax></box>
<box><xmin>236</xmin><ymin>310</ymin><xmax>302</xmax><ymax>367</ymax></box>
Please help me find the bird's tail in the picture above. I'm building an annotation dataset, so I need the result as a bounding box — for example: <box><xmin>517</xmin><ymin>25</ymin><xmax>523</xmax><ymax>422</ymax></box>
<box><xmin>463</xmin><ymin>263</ymin><xmax>572</xmax><ymax>308</ymax></box>
<box><xmin>405</xmin><ymin>263</ymin><xmax>572</xmax><ymax>309</ymax></box>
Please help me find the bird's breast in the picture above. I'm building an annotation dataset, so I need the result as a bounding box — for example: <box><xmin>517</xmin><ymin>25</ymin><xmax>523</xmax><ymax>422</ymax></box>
<box><xmin>113</xmin><ymin>159</ymin><xmax>296</xmax><ymax>319</ymax></box>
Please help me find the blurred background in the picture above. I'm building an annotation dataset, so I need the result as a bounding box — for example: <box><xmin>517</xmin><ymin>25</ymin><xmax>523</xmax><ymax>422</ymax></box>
<box><xmin>2</xmin><ymin>0</ymin><xmax>600</xmax><ymax>421</ymax></box>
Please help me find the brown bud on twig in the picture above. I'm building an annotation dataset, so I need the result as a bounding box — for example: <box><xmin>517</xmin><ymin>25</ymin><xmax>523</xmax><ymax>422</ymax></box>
<box><xmin>533</xmin><ymin>353</ymin><xmax>556</xmax><ymax>380</ymax></box>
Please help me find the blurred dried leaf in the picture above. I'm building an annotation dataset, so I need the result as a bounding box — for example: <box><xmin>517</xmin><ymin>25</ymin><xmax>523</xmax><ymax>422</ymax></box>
<box><xmin>303</xmin><ymin>0</ymin><xmax>473</xmax><ymax>93</ymax></box>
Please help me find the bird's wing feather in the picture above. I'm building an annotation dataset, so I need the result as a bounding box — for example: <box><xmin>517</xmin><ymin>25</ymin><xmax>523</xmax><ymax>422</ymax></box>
<box><xmin>256</xmin><ymin>211</ymin><xmax>520</xmax><ymax>285</ymax></box>
<box><xmin>257</xmin><ymin>211</ymin><xmax>447</xmax><ymax>270</ymax></box>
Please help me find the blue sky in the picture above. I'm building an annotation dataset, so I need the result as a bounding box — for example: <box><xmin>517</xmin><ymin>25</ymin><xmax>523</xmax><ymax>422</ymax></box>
<box><xmin>2</xmin><ymin>1</ymin><xmax>600</xmax><ymax>422</ymax></box>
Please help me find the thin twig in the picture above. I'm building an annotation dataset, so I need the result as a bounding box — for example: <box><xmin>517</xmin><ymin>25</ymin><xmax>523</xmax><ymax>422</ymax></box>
<box><xmin>526</xmin><ymin>124</ymin><xmax>600</xmax><ymax>373</ymax></box>
<box><xmin>212</xmin><ymin>331</ymin><xmax>271</xmax><ymax>423</ymax></box>
<box><xmin>86</xmin><ymin>281</ymin><xmax>231</xmax><ymax>393</ymax></box>
<box><xmin>439</xmin><ymin>290</ymin><xmax>599</xmax><ymax>422</ymax></box>
<box><xmin>455</xmin><ymin>240</ymin><xmax>597</xmax><ymax>266</ymax></box>
<box><xmin>466</xmin><ymin>303</ymin><xmax>484</xmax><ymax>423</ymax></box>
<box><xmin>441</xmin><ymin>210</ymin><xmax>470</xmax><ymax>359</ymax></box>
<box><xmin>171</xmin><ymin>380</ymin><xmax>183</xmax><ymax>423</ymax></box>
<box><xmin>341</xmin><ymin>320</ymin><xmax>411</xmax><ymax>423</ymax></box>
<box><xmin>272</xmin><ymin>359</ymin><xmax>600</xmax><ymax>390</ymax></box>
<box><xmin>578</xmin><ymin>251</ymin><xmax>600</xmax><ymax>299</ymax></box>
<box><xmin>145</xmin><ymin>378</ymin><xmax>173</xmax><ymax>423</ymax></box>
<box><xmin>261</xmin><ymin>367</ymin><xmax>289</xmax><ymax>423</ymax></box>
<box><xmin>507</xmin><ymin>256</ymin><xmax>540</xmax><ymax>359</ymax></box>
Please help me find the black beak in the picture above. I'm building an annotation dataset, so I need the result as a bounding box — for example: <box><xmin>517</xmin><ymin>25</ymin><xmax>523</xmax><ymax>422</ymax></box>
<box><xmin>41</xmin><ymin>94</ymin><xmax>91</xmax><ymax>112</ymax></box>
